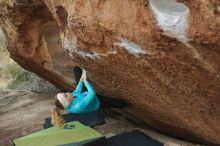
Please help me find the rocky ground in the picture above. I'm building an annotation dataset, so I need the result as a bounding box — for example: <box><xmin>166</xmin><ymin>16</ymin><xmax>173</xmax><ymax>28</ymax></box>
<box><xmin>0</xmin><ymin>90</ymin><xmax>201</xmax><ymax>146</ymax></box>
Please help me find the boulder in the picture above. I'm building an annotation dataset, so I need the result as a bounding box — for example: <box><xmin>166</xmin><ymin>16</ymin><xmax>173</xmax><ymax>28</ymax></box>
<box><xmin>0</xmin><ymin>0</ymin><xmax>220</xmax><ymax>145</ymax></box>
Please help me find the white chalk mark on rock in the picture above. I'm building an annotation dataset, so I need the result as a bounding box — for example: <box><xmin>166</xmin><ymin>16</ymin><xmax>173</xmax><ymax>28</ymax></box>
<box><xmin>77</xmin><ymin>51</ymin><xmax>101</xmax><ymax>60</ymax></box>
<box><xmin>114</xmin><ymin>38</ymin><xmax>146</xmax><ymax>57</ymax></box>
<box><xmin>64</xmin><ymin>33</ymin><xmax>146</xmax><ymax>59</ymax></box>
<box><xmin>149</xmin><ymin>0</ymin><xmax>190</xmax><ymax>42</ymax></box>
<box><xmin>63</xmin><ymin>36</ymin><xmax>101</xmax><ymax>60</ymax></box>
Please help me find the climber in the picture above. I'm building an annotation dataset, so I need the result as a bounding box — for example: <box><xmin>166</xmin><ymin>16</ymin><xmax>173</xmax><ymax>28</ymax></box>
<box><xmin>52</xmin><ymin>66</ymin><xmax>126</xmax><ymax>127</ymax></box>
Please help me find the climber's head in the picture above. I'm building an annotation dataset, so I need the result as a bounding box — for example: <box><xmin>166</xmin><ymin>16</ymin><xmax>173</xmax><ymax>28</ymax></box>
<box><xmin>55</xmin><ymin>93</ymin><xmax>73</xmax><ymax>110</ymax></box>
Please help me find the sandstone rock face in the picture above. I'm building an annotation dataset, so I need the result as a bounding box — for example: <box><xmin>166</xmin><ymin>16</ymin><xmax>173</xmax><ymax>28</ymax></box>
<box><xmin>0</xmin><ymin>0</ymin><xmax>220</xmax><ymax>145</ymax></box>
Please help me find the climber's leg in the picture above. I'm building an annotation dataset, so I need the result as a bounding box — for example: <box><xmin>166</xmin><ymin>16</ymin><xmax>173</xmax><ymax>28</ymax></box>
<box><xmin>97</xmin><ymin>94</ymin><xmax>127</xmax><ymax>108</ymax></box>
<box><xmin>73</xmin><ymin>66</ymin><xmax>87</xmax><ymax>92</ymax></box>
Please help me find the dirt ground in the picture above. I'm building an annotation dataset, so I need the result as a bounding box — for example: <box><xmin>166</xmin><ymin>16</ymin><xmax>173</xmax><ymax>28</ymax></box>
<box><xmin>0</xmin><ymin>90</ymin><xmax>201</xmax><ymax>146</ymax></box>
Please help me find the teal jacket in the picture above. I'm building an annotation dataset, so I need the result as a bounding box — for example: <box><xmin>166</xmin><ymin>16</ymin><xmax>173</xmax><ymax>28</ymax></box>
<box><xmin>67</xmin><ymin>80</ymin><xmax>100</xmax><ymax>113</ymax></box>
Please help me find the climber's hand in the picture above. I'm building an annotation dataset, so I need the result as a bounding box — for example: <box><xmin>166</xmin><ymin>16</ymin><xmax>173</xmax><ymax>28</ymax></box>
<box><xmin>80</xmin><ymin>69</ymin><xmax>85</xmax><ymax>81</ymax></box>
<box><xmin>82</xmin><ymin>69</ymin><xmax>87</xmax><ymax>81</ymax></box>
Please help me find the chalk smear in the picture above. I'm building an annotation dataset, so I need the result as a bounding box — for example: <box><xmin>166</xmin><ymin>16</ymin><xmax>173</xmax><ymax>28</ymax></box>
<box><xmin>114</xmin><ymin>38</ymin><xmax>146</xmax><ymax>57</ymax></box>
<box><xmin>77</xmin><ymin>51</ymin><xmax>101</xmax><ymax>60</ymax></box>
<box><xmin>64</xmin><ymin>34</ymin><xmax>146</xmax><ymax>59</ymax></box>
<box><xmin>63</xmin><ymin>36</ymin><xmax>101</xmax><ymax>60</ymax></box>
<box><xmin>149</xmin><ymin>0</ymin><xmax>190</xmax><ymax>42</ymax></box>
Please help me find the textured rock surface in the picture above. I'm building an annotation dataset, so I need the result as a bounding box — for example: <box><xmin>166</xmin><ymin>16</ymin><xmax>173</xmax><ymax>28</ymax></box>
<box><xmin>0</xmin><ymin>0</ymin><xmax>220</xmax><ymax>145</ymax></box>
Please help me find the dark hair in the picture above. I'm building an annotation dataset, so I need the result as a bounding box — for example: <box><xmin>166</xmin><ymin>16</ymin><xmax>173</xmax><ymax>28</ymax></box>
<box><xmin>55</xmin><ymin>98</ymin><xmax>64</xmax><ymax>110</ymax></box>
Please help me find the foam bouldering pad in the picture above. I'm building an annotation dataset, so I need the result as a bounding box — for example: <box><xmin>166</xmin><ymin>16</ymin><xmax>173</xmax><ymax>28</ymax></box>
<box><xmin>83</xmin><ymin>130</ymin><xmax>163</xmax><ymax>146</ymax></box>
<box><xmin>14</xmin><ymin>121</ymin><xmax>104</xmax><ymax>146</ymax></box>
<box><xmin>59</xmin><ymin>137</ymin><xmax>106</xmax><ymax>146</ymax></box>
<box><xmin>43</xmin><ymin>110</ymin><xmax>105</xmax><ymax>129</ymax></box>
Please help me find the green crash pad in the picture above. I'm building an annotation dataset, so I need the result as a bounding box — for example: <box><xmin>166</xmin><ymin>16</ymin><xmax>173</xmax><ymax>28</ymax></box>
<box><xmin>14</xmin><ymin>121</ymin><xmax>104</xmax><ymax>146</ymax></box>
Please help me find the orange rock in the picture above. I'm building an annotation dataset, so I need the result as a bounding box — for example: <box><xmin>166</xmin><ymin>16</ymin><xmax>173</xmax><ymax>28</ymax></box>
<box><xmin>0</xmin><ymin>0</ymin><xmax>220</xmax><ymax>145</ymax></box>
